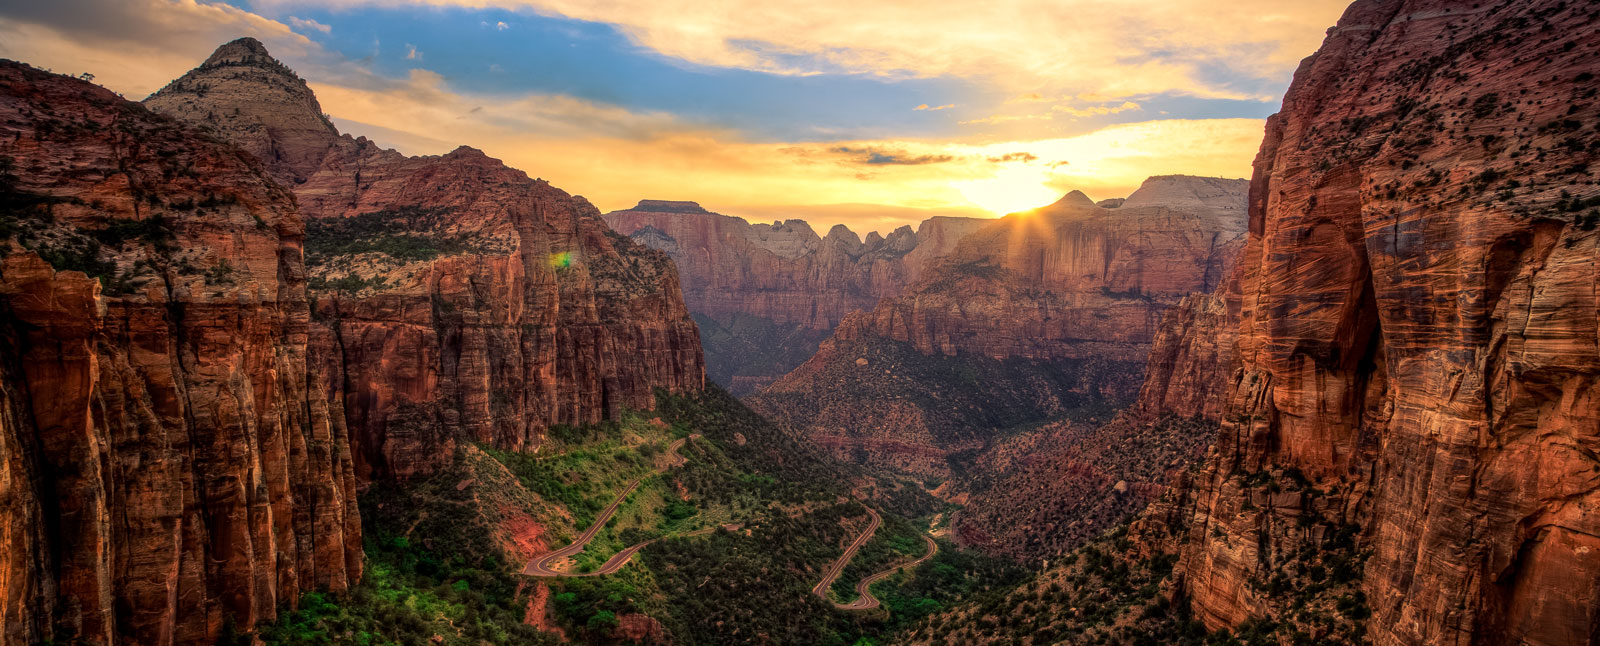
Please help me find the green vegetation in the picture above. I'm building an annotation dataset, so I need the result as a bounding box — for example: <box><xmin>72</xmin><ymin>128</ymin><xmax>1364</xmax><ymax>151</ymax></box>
<box><xmin>869</xmin><ymin>539</ymin><xmax>1026</xmax><ymax>634</ymax></box>
<box><xmin>249</xmin><ymin>387</ymin><xmax>1017</xmax><ymax>645</ymax></box>
<box><xmin>304</xmin><ymin>206</ymin><xmax>487</xmax><ymax>265</ymax></box>
<box><xmin>828</xmin><ymin>513</ymin><xmax>927</xmax><ymax>601</ymax></box>
<box><xmin>254</xmin><ymin>533</ymin><xmax>560</xmax><ymax>646</ymax></box>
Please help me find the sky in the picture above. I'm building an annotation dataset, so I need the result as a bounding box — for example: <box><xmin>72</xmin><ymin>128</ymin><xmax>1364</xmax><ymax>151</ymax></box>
<box><xmin>0</xmin><ymin>0</ymin><xmax>1348</xmax><ymax>234</ymax></box>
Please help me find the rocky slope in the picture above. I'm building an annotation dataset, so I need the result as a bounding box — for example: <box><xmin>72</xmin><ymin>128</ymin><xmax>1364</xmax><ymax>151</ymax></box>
<box><xmin>0</xmin><ymin>61</ymin><xmax>359</xmax><ymax>645</ymax></box>
<box><xmin>1156</xmin><ymin>1</ymin><xmax>1600</xmax><ymax>644</ymax></box>
<box><xmin>146</xmin><ymin>39</ymin><xmax>705</xmax><ymax>480</ymax></box>
<box><xmin>750</xmin><ymin>176</ymin><xmax>1247</xmax><ymax>477</ymax></box>
<box><xmin>604</xmin><ymin>200</ymin><xmax>987</xmax><ymax>392</ymax></box>
<box><xmin>945</xmin><ymin>277</ymin><xmax>1242</xmax><ymax>563</ymax></box>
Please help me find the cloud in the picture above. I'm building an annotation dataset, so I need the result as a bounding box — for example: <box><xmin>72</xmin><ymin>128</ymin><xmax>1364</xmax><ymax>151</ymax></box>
<box><xmin>288</xmin><ymin>16</ymin><xmax>331</xmax><ymax>33</ymax></box>
<box><xmin>1052</xmin><ymin>100</ymin><xmax>1142</xmax><ymax>117</ymax></box>
<box><xmin>257</xmin><ymin>0</ymin><xmax>1346</xmax><ymax>101</ymax></box>
<box><xmin>0</xmin><ymin>0</ymin><xmax>1273</xmax><ymax>233</ymax></box>
<box><xmin>986</xmin><ymin>152</ymin><xmax>1038</xmax><ymax>163</ymax></box>
<box><xmin>0</xmin><ymin>0</ymin><xmax>324</xmax><ymax>98</ymax></box>
<box><xmin>829</xmin><ymin>146</ymin><xmax>956</xmax><ymax>166</ymax></box>
<box><xmin>405</xmin><ymin>43</ymin><xmax>422</xmax><ymax>60</ymax></box>
<box><xmin>959</xmin><ymin>113</ymin><xmax>1053</xmax><ymax>126</ymax></box>
<box><xmin>915</xmin><ymin>103</ymin><xmax>955</xmax><ymax>111</ymax></box>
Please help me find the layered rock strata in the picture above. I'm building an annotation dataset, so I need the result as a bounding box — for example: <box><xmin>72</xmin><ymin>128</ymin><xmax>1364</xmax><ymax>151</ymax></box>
<box><xmin>604</xmin><ymin>201</ymin><xmax>987</xmax><ymax>392</ymax></box>
<box><xmin>1165</xmin><ymin>2</ymin><xmax>1600</xmax><ymax>644</ymax></box>
<box><xmin>0</xmin><ymin>61</ymin><xmax>359</xmax><ymax>645</ymax></box>
<box><xmin>146</xmin><ymin>39</ymin><xmax>705</xmax><ymax>479</ymax></box>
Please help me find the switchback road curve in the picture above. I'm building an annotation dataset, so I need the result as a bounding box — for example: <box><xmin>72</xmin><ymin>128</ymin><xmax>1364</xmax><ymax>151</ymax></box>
<box><xmin>523</xmin><ymin>435</ymin><xmax>696</xmax><ymax>577</ymax></box>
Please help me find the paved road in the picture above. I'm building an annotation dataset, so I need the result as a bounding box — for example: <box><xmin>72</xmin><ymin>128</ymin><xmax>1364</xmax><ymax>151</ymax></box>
<box><xmin>836</xmin><ymin>534</ymin><xmax>938</xmax><ymax>610</ymax></box>
<box><xmin>523</xmin><ymin>435</ymin><xmax>696</xmax><ymax>577</ymax></box>
<box><xmin>811</xmin><ymin>504</ymin><xmax>882</xmax><ymax>599</ymax></box>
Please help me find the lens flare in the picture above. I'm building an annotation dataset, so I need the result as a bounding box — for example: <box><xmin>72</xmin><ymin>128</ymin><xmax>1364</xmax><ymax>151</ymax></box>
<box><xmin>549</xmin><ymin>251</ymin><xmax>572</xmax><ymax>269</ymax></box>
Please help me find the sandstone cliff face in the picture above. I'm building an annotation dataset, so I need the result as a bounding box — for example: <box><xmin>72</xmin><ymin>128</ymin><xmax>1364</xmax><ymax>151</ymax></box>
<box><xmin>147</xmin><ymin>40</ymin><xmax>705</xmax><ymax>480</ymax></box>
<box><xmin>0</xmin><ymin>62</ymin><xmax>359</xmax><ymax>645</ymax></box>
<box><xmin>1135</xmin><ymin>290</ymin><xmax>1241</xmax><ymax>420</ymax></box>
<box><xmin>832</xmin><ymin>179</ymin><xmax>1247</xmax><ymax>364</ymax></box>
<box><xmin>604</xmin><ymin>200</ymin><xmax>986</xmax><ymax>392</ymax></box>
<box><xmin>1167</xmin><ymin>2</ymin><xmax>1600</xmax><ymax>644</ymax></box>
<box><xmin>750</xmin><ymin>177</ymin><xmax>1247</xmax><ymax>477</ymax></box>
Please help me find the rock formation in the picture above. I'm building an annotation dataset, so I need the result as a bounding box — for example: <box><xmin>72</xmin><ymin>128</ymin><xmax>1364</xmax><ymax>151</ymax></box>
<box><xmin>604</xmin><ymin>200</ymin><xmax>987</xmax><ymax>392</ymax></box>
<box><xmin>146</xmin><ymin>39</ymin><xmax>705</xmax><ymax>480</ymax></box>
<box><xmin>0</xmin><ymin>61</ymin><xmax>359</xmax><ymax>645</ymax></box>
<box><xmin>1159</xmin><ymin>1</ymin><xmax>1600</xmax><ymax>644</ymax></box>
<box><xmin>832</xmin><ymin>179</ymin><xmax>1247</xmax><ymax>364</ymax></box>
<box><xmin>750</xmin><ymin>177</ymin><xmax>1247</xmax><ymax>476</ymax></box>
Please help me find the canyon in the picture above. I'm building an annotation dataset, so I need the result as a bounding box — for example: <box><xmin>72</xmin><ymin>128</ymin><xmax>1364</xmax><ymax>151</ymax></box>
<box><xmin>605</xmin><ymin>200</ymin><xmax>987</xmax><ymax>393</ymax></box>
<box><xmin>3</xmin><ymin>0</ymin><xmax>1599</xmax><ymax>641</ymax></box>
<box><xmin>748</xmin><ymin>175</ymin><xmax>1248</xmax><ymax>478</ymax></box>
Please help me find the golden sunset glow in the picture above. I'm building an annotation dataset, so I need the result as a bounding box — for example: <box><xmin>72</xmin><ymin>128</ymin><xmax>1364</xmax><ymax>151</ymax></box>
<box><xmin>953</xmin><ymin>165</ymin><xmax>1068</xmax><ymax>216</ymax></box>
<box><xmin>0</xmin><ymin>0</ymin><xmax>1343</xmax><ymax>232</ymax></box>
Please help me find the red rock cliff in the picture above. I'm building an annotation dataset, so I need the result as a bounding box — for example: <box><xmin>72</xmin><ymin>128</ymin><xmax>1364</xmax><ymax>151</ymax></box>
<box><xmin>146</xmin><ymin>39</ymin><xmax>706</xmax><ymax>480</ymax></box>
<box><xmin>1169</xmin><ymin>2</ymin><xmax>1600</xmax><ymax>644</ymax></box>
<box><xmin>0</xmin><ymin>62</ymin><xmax>359</xmax><ymax>645</ymax></box>
<box><xmin>831</xmin><ymin>177</ymin><xmax>1247</xmax><ymax>365</ymax></box>
<box><xmin>603</xmin><ymin>200</ymin><xmax>986</xmax><ymax>392</ymax></box>
<box><xmin>605</xmin><ymin>201</ymin><xmax>987</xmax><ymax>330</ymax></box>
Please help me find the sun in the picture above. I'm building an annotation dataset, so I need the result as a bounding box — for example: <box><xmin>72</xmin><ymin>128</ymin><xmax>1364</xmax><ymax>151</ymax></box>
<box><xmin>952</xmin><ymin>165</ymin><xmax>1064</xmax><ymax>216</ymax></box>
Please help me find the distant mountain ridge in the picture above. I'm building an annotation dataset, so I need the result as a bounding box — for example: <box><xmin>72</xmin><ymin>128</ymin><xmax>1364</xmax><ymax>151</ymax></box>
<box><xmin>605</xmin><ymin>200</ymin><xmax>988</xmax><ymax>392</ymax></box>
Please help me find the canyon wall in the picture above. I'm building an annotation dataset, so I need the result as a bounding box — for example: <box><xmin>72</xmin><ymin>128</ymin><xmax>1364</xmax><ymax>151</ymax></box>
<box><xmin>146</xmin><ymin>39</ymin><xmax>705</xmax><ymax>480</ymax></box>
<box><xmin>749</xmin><ymin>176</ymin><xmax>1248</xmax><ymax>476</ymax></box>
<box><xmin>832</xmin><ymin>177</ymin><xmax>1247</xmax><ymax>364</ymax></box>
<box><xmin>1166</xmin><ymin>1</ymin><xmax>1600</xmax><ymax>644</ymax></box>
<box><xmin>0</xmin><ymin>62</ymin><xmax>359</xmax><ymax>645</ymax></box>
<box><xmin>604</xmin><ymin>200</ymin><xmax>987</xmax><ymax>392</ymax></box>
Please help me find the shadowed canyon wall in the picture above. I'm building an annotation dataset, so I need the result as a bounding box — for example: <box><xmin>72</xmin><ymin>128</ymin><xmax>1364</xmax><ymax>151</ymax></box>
<box><xmin>604</xmin><ymin>200</ymin><xmax>987</xmax><ymax>393</ymax></box>
<box><xmin>1158</xmin><ymin>1</ymin><xmax>1600</xmax><ymax>644</ymax></box>
<box><xmin>146</xmin><ymin>39</ymin><xmax>705</xmax><ymax>480</ymax></box>
<box><xmin>0</xmin><ymin>61</ymin><xmax>359</xmax><ymax>645</ymax></box>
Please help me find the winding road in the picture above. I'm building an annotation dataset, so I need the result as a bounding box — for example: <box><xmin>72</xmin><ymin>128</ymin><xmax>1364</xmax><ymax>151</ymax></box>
<box><xmin>523</xmin><ymin>435</ymin><xmax>935</xmax><ymax>610</ymax></box>
<box><xmin>523</xmin><ymin>435</ymin><xmax>697</xmax><ymax>577</ymax></box>
<box><xmin>812</xmin><ymin>504</ymin><xmax>939</xmax><ymax>610</ymax></box>
<box><xmin>812</xmin><ymin>505</ymin><xmax>883</xmax><ymax>599</ymax></box>
<box><xmin>836</xmin><ymin>534</ymin><xmax>938</xmax><ymax>610</ymax></box>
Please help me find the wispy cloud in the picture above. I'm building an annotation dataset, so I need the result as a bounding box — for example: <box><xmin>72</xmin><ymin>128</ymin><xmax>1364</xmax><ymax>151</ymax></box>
<box><xmin>1053</xmin><ymin>100</ymin><xmax>1142</xmax><ymax>117</ymax></box>
<box><xmin>404</xmin><ymin>43</ymin><xmax>422</xmax><ymax>60</ymax></box>
<box><xmin>288</xmin><ymin>16</ymin><xmax>331</xmax><ymax>33</ymax></box>
<box><xmin>915</xmin><ymin>103</ymin><xmax>955</xmax><ymax>111</ymax></box>
<box><xmin>986</xmin><ymin>152</ymin><xmax>1038</xmax><ymax>163</ymax></box>
<box><xmin>829</xmin><ymin>146</ymin><xmax>956</xmax><ymax>166</ymax></box>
